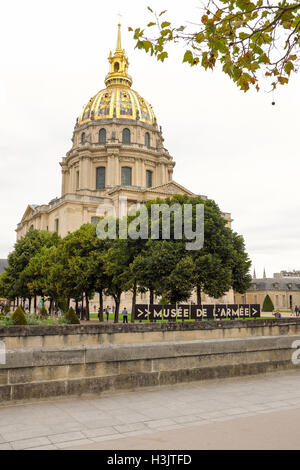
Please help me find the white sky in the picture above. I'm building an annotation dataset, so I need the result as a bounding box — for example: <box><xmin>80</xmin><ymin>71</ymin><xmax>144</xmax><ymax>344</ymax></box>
<box><xmin>0</xmin><ymin>0</ymin><xmax>299</xmax><ymax>278</ymax></box>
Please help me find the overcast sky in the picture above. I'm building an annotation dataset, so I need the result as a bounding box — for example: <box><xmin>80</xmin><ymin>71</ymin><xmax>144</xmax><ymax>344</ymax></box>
<box><xmin>0</xmin><ymin>0</ymin><xmax>299</xmax><ymax>278</ymax></box>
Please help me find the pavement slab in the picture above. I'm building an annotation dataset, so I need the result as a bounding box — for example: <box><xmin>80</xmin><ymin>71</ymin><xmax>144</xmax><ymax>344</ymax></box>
<box><xmin>1</xmin><ymin>370</ymin><xmax>300</xmax><ymax>450</ymax></box>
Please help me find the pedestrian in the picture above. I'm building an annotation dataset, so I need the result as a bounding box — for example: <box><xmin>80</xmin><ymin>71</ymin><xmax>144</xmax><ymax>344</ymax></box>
<box><xmin>273</xmin><ymin>309</ymin><xmax>281</xmax><ymax>319</ymax></box>
<box><xmin>105</xmin><ymin>305</ymin><xmax>110</xmax><ymax>322</ymax></box>
<box><xmin>122</xmin><ymin>307</ymin><xmax>128</xmax><ymax>324</ymax></box>
<box><xmin>295</xmin><ymin>305</ymin><xmax>299</xmax><ymax>317</ymax></box>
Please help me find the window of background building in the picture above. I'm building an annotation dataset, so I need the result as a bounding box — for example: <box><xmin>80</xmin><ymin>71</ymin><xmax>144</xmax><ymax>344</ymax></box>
<box><xmin>145</xmin><ymin>132</ymin><xmax>150</xmax><ymax>147</ymax></box>
<box><xmin>55</xmin><ymin>219</ymin><xmax>59</xmax><ymax>233</ymax></box>
<box><xmin>254</xmin><ymin>295</ymin><xmax>257</xmax><ymax>304</ymax></box>
<box><xmin>121</xmin><ymin>166</ymin><xmax>132</xmax><ymax>186</ymax></box>
<box><xmin>99</xmin><ymin>128</ymin><xmax>106</xmax><ymax>143</ymax></box>
<box><xmin>146</xmin><ymin>170</ymin><xmax>153</xmax><ymax>188</ymax></box>
<box><xmin>96</xmin><ymin>167</ymin><xmax>106</xmax><ymax>189</ymax></box>
<box><xmin>282</xmin><ymin>295</ymin><xmax>286</xmax><ymax>307</ymax></box>
<box><xmin>76</xmin><ymin>171</ymin><xmax>79</xmax><ymax>190</ymax></box>
<box><xmin>275</xmin><ymin>295</ymin><xmax>279</xmax><ymax>307</ymax></box>
<box><xmin>122</xmin><ymin>128</ymin><xmax>131</xmax><ymax>143</ymax></box>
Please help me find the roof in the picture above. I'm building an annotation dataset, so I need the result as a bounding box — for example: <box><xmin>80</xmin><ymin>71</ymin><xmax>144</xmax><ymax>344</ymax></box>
<box><xmin>249</xmin><ymin>277</ymin><xmax>300</xmax><ymax>291</ymax></box>
<box><xmin>0</xmin><ymin>259</ymin><xmax>8</xmax><ymax>275</ymax></box>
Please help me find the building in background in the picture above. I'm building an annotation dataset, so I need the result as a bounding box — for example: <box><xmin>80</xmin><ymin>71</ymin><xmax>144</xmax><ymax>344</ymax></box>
<box><xmin>235</xmin><ymin>269</ymin><xmax>300</xmax><ymax>311</ymax></box>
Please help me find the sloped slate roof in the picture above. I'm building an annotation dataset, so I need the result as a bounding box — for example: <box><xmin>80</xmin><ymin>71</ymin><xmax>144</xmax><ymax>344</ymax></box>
<box><xmin>249</xmin><ymin>277</ymin><xmax>300</xmax><ymax>291</ymax></box>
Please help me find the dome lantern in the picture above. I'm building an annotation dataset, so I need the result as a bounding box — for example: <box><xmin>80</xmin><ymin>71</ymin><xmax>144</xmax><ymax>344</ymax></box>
<box><xmin>78</xmin><ymin>23</ymin><xmax>157</xmax><ymax>126</ymax></box>
<box><xmin>105</xmin><ymin>23</ymin><xmax>132</xmax><ymax>89</ymax></box>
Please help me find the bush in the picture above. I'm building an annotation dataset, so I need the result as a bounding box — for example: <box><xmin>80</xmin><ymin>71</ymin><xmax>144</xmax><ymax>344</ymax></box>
<box><xmin>262</xmin><ymin>294</ymin><xmax>274</xmax><ymax>312</ymax></box>
<box><xmin>39</xmin><ymin>306</ymin><xmax>48</xmax><ymax>318</ymax></box>
<box><xmin>65</xmin><ymin>307</ymin><xmax>80</xmax><ymax>324</ymax></box>
<box><xmin>11</xmin><ymin>306</ymin><xmax>28</xmax><ymax>325</ymax></box>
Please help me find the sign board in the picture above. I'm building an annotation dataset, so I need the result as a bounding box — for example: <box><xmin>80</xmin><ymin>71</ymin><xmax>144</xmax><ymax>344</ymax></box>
<box><xmin>134</xmin><ymin>304</ymin><xmax>261</xmax><ymax>320</ymax></box>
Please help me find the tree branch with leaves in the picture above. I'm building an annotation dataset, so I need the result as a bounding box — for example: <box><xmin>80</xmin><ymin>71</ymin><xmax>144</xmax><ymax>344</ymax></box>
<box><xmin>130</xmin><ymin>1</ymin><xmax>300</xmax><ymax>92</ymax></box>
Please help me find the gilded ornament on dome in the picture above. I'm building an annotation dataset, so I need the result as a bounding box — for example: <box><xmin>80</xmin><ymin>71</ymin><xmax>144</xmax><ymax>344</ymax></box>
<box><xmin>98</xmin><ymin>90</ymin><xmax>112</xmax><ymax>117</ymax></box>
<box><xmin>120</xmin><ymin>88</ymin><xmax>133</xmax><ymax>116</ymax></box>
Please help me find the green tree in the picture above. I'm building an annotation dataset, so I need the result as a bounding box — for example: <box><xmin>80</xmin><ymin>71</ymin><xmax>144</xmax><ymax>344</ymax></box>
<box><xmin>2</xmin><ymin>229</ymin><xmax>60</xmax><ymax>310</ymax></box>
<box><xmin>262</xmin><ymin>294</ymin><xmax>274</xmax><ymax>311</ymax></box>
<box><xmin>130</xmin><ymin>2</ymin><xmax>300</xmax><ymax>92</ymax></box>
<box><xmin>133</xmin><ymin>194</ymin><xmax>251</xmax><ymax>305</ymax></box>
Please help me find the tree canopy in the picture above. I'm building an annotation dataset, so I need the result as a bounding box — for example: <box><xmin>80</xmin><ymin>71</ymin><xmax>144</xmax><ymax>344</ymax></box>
<box><xmin>0</xmin><ymin>195</ymin><xmax>252</xmax><ymax>321</ymax></box>
<box><xmin>130</xmin><ymin>1</ymin><xmax>300</xmax><ymax>92</ymax></box>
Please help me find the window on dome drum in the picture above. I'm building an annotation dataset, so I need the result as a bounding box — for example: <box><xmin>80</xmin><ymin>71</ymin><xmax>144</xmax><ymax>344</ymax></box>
<box><xmin>81</xmin><ymin>132</ymin><xmax>86</xmax><ymax>144</ymax></box>
<box><xmin>99</xmin><ymin>128</ymin><xmax>106</xmax><ymax>143</ymax></box>
<box><xmin>122</xmin><ymin>128</ymin><xmax>131</xmax><ymax>144</ymax></box>
<box><xmin>96</xmin><ymin>167</ymin><xmax>106</xmax><ymax>189</ymax></box>
<box><xmin>121</xmin><ymin>167</ymin><xmax>132</xmax><ymax>186</ymax></box>
<box><xmin>145</xmin><ymin>132</ymin><xmax>150</xmax><ymax>148</ymax></box>
<box><xmin>146</xmin><ymin>170</ymin><xmax>153</xmax><ymax>188</ymax></box>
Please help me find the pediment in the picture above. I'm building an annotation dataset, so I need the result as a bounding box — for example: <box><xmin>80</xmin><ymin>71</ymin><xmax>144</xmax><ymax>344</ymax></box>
<box><xmin>20</xmin><ymin>205</ymin><xmax>38</xmax><ymax>223</ymax></box>
<box><xmin>145</xmin><ymin>181</ymin><xmax>196</xmax><ymax>196</ymax></box>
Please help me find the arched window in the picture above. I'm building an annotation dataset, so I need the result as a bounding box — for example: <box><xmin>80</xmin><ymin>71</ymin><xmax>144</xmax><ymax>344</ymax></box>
<box><xmin>121</xmin><ymin>167</ymin><xmax>132</xmax><ymax>186</ymax></box>
<box><xmin>81</xmin><ymin>132</ymin><xmax>86</xmax><ymax>144</ymax></box>
<box><xmin>114</xmin><ymin>62</ymin><xmax>120</xmax><ymax>72</ymax></box>
<box><xmin>99</xmin><ymin>128</ymin><xmax>106</xmax><ymax>144</ymax></box>
<box><xmin>146</xmin><ymin>170</ymin><xmax>153</xmax><ymax>188</ymax></box>
<box><xmin>96</xmin><ymin>167</ymin><xmax>106</xmax><ymax>189</ymax></box>
<box><xmin>122</xmin><ymin>128</ymin><xmax>131</xmax><ymax>144</ymax></box>
<box><xmin>145</xmin><ymin>132</ymin><xmax>150</xmax><ymax>148</ymax></box>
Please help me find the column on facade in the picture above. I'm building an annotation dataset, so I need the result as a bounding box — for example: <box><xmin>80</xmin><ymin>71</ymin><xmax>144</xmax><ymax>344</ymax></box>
<box><xmin>141</xmin><ymin>158</ymin><xmax>145</xmax><ymax>187</ymax></box>
<box><xmin>114</xmin><ymin>154</ymin><xmax>120</xmax><ymax>186</ymax></box>
<box><xmin>79</xmin><ymin>156</ymin><xmax>91</xmax><ymax>189</ymax></box>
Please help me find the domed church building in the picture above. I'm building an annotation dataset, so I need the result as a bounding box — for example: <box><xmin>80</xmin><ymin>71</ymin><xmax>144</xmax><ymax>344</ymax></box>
<box><xmin>16</xmin><ymin>25</ymin><xmax>233</xmax><ymax>307</ymax></box>
<box><xmin>17</xmin><ymin>24</ymin><xmax>218</xmax><ymax>239</ymax></box>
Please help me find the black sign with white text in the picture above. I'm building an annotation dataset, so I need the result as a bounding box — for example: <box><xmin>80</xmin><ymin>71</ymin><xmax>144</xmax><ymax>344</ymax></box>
<box><xmin>134</xmin><ymin>304</ymin><xmax>261</xmax><ymax>320</ymax></box>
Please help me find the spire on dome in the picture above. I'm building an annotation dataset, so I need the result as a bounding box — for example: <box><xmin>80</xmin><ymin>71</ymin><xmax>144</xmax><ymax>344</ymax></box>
<box><xmin>253</xmin><ymin>268</ymin><xmax>256</xmax><ymax>279</ymax></box>
<box><xmin>116</xmin><ymin>22</ymin><xmax>122</xmax><ymax>51</ymax></box>
<box><xmin>105</xmin><ymin>23</ymin><xmax>132</xmax><ymax>88</ymax></box>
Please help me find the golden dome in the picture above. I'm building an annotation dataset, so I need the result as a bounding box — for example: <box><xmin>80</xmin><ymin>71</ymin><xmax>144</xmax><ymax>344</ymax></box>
<box><xmin>78</xmin><ymin>24</ymin><xmax>157</xmax><ymax>127</ymax></box>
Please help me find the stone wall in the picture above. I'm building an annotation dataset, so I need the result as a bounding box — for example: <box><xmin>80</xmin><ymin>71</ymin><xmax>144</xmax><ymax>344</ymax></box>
<box><xmin>1</xmin><ymin>319</ymin><xmax>300</xmax><ymax>403</ymax></box>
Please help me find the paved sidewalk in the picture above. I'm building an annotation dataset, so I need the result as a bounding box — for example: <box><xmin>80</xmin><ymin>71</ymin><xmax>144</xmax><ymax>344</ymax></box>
<box><xmin>1</xmin><ymin>371</ymin><xmax>300</xmax><ymax>450</ymax></box>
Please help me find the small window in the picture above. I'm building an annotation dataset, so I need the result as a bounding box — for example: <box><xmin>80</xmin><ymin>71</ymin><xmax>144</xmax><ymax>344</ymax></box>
<box><xmin>122</xmin><ymin>128</ymin><xmax>131</xmax><ymax>143</ymax></box>
<box><xmin>114</xmin><ymin>62</ymin><xmax>120</xmax><ymax>72</ymax></box>
<box><xmin>76</xmin><ymin>171</ymin><xmax>79</xmax><ymax>190</ymax></box>
<box><xmin>121</xmin><ymin>167</ymin><xmax>132</xmax><ymax>186</ymax></box>
<box><xmin>55</xmin><ymin>219</ymin><xmax>59</xmax><ymax>233</ymax></box>
<box><xmin>145</xmin><ymin>132</ymin><xmax>150</xmax><ymax>147</ymax></box>
<box><xmin>81</xmin><ymin>132</ymin><xmax>86</xmax><ymax>144</ymax></box>
<box><xmin>99</xmin><ymin>128</ymin><xmax>106</xmax><ymax>143</ymax></box>
<box><xmin>146</xmin><ymin>170</ymin><xmax>153</xmax><ymax>188</ymax></box>
<box><xmin>96</xmin><ymin>167</ymin><xmax>106</xmax><ymax>189</ymax></box>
